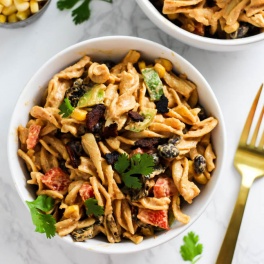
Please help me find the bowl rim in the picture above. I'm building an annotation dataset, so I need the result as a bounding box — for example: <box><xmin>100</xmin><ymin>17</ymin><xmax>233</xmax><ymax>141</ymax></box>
<box><xmin>136</xmin><ymin>0</ymin><xmax>264</xmax><ymax>47</ymax></box>
<box><xmin>7</xmin><ymin>35</ymin><xmax>226</xmax><ymax>254</ymax></box>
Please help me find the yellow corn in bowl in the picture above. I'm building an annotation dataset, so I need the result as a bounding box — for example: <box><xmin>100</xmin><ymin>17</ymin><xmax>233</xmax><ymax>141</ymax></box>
<box><xmin>0</xmin><ymin>0</ymin><xmax>50</xmax><ymax>28</ymax></box>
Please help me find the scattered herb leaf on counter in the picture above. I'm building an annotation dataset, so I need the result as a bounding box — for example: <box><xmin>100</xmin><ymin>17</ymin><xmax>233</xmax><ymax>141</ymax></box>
<box><xmin>85</xmin><ymin>198</ymin><xmax>104</xmax><ymax>217</ymax></box>
<box><xmin>26</xmin><ymin>195</ymin><xmax>56</xmax><ymax>239</ymax></box>
<box><xmin>114</xmin><ymin>153</ymin><xmax>155</xmax><ymax>189</ymax></box>
<box><xmin>57</xmin><ymin>0</ymin><xmax>113</xmax><ymax>25</ymax></box>
<box><xmin>59</xmin><ymin>98</ymin><xmax>75</xmax><ymax>117</ymax></box>
<box><xmin>180</xmin><ymin>232</ymin><xmax>203</xmax><ymax>264</ymax></box>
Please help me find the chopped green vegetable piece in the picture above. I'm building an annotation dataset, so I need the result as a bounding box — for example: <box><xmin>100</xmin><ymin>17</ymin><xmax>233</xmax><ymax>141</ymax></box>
<box><xmin>114</xmin><ymin>153</ymin><xmax>155</xmax><ymax>189</ymax></box>
<box><xmin>59</xmin><ymin>98</ymin><xmax>75</xmax><ymax>118</ymax></box>
<box><xmin>77</xmin><ymin>84</ymin><xmax>105</xmax><ymax>108</ymax></box>
<box><xmin>57</xmin><ymin>0</ymin><xmax>113</xmax><ymax>25</ymax></box>
<box><xmin>180</xmin><ymin>232</ymin><xmax>203</xmax><ymax>264</ymax></box>
<box><xmin>26</xmin><ymin>195</ymin><xmax>56</xmax><ymax>239</ymax></box>
<box><xmin>142</xmin><ymin>68</ymin><xmax>164</xmax><ymax>101</ymax></box>
<box><xmin>85</xmin><ymin>198</ymin><xmax>104</xmax><ymax>217</ymax></box>
<box><xmin>125</xmin><ymin>107</ymin><xmax>157</xmax><ymax>132</ymax></box>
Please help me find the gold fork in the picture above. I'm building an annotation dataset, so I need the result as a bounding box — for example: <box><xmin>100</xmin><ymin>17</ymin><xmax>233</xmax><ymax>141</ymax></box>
<box><xmin>216</xmin><ymin>84</ymin><xmax>264</xmax><ymax>264</ymax></box>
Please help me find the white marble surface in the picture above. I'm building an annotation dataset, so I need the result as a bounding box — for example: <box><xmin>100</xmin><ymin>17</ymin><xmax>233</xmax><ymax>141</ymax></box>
<box><xmin>1</xmin><ymin>1</ymin><xmax>264</xmax><ymax>263</ymax></box>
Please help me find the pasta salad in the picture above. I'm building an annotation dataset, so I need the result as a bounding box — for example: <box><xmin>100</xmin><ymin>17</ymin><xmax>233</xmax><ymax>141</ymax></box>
<box><xmin>150</xmin><ymin>0</ymin><xmax>264</xmax><ymax>39</ymax></box>
<box><xmin>18</xmin><ymin>50</ymin><xmax>217</xmax><ymax>244</ymax></box>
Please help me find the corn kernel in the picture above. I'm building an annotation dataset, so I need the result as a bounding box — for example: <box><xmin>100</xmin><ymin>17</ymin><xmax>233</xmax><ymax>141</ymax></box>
<box><xmin>0</xmin><ymin>0</ymin><xmax>12</xmax><ymax>8</ymax></box>
<box><xmin>188</xmin><ymin>160</ymin><xmax>195</xmax><ymax>180</ymax></box>
<box><xmin>2</xmin><ymin>4</ymin><xmax>17</xmax><ymax>16</ymax></box>
<box><xmin>30</xmin><ymin>0</ymin><xmax>39</xmax><ymax>13</ymax></box>
<box><xmin>64</xmin><ymin>205</ymin><xmax>79</xmax><ymax>220</ymax></box>
<box><xmin>194</xmin><ymin>173</ymin><xmax>208</xmax><ymax>185</ymax></box>
<box><xmin>7</xmin><ymin>12</ymin><xmax>18</xmax><ymax>22</ymax></box>
<box><xmin>155</xmin><ymin>58</ymin><xmax>173</xmax><ymax>72</ymax></box>
<box><xmin>71</xmin><ymin>108</ymin><xmax>87</xmax><ymax>121</ymax></box>
<box><xmin>154</xmin><ymin>63</ymin><xmax>166</xmax><ymax>78</ymax></box>
<box><xmin>14</xmin><ymin>0</ymin><xmax>29</xmax><ymax>12</ymax></box>
<box><xmin>138</xmin><ymin>61</ymin><xmax>146</xmax><ymax>72</ymax></box>
<box><xmin>16</xmin><ymin>8</ymin><xmax>30</xmax><ymax>20</ymax></box>
<box><xmin>0</xmin><ymin>14</ymin><xmax>6</xmax><ymax>23</ymax></box>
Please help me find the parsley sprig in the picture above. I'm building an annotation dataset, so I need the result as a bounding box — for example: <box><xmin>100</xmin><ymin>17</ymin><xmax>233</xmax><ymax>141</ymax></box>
<box><xmin>180</xmin><ymin>232</ymin><xmax>203</xmax><ymax>264</ymax></box>
<box><xmin>114</xmin><ymin>153</ymin><xmax>155</xmax><ymax>189</ymax></box>
<box><xmin>57</xmin><ymin>0</ymin><xmax>113</xmax><ymax>25</ymax></box>
<box><xmin>84</xmin><ymin>198</ymin><xmax>104</xmax><ymax>217</ymax></box>
<box><xmin>26</xmin><ymin>195</ymin><xmax>56</xmax><ymax>239</ymax></box>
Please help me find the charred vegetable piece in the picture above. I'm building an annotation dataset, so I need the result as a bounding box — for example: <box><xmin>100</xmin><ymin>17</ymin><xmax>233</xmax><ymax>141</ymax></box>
<box><xmin>193</xmin><ymin>155</ymin><xmax>206</xmax><ymax>174</ymax></box>
<box><xmin>122</xmin><ymin>176</ymin><xmax>151</xmax><ymax>201</ymax></box>
<box><xmin>66</xmin><ymin>141</ymin><xmax>83</xmax><ymax>168</ymax></box>
<box><xmin>103</xmin><ymin>123</ymin><xmax>118</xmax><ymax>139</ymax></box>
<box><xmin>77</xmin><ymin>84</ymin><xmax>106</xmax><ymax>108</ymax></box>
<box><xmin>142</xmin><ymin>68</ymin><xmax>164</xmax><ymax>101</ymax></box>
<box><xmin>134</xmin><ymin>137</ymin><xmax>164</xmax><ymax>149</ymax></box>
<box><xmin>65</xmin><ymin>78</ymin><xmax>87</xmax><ymax>107</ymax></box>
<box><xmin>155</xmin><ymin>94</ymin><xmax>169</xmax><ymax>113</ymax></box>
<box><xmin>106</xmin><ymin>214</ymin><xmax>121</xmax><ymax>242</ymax></box>
<box><xmin>105</xmin><ymin>151</ymin><xmax>120</xmax><ymax>165</ymax></box>
<box><xmin>125</xmin><ymin>108</ymin><xmax>157</xmax><ymax>132</ymax></box>
<box><xmin>71</xmin><ymin>226</ymin><xmax>94</xmax><ymax>242</ymax></box>
<box><xmin>128</xmin><ymin>110</ymin><xmax>144</xmax><ymax>122</ymax></box>
<box><xmin>157</xmin><ymin>143</ymin><xmax>179</xmax><ymax>159</ymax></box>
<box><xmin>86</xmin><ymin>104</ymin><xmax>106</xmax><ymax>132</ymax></box>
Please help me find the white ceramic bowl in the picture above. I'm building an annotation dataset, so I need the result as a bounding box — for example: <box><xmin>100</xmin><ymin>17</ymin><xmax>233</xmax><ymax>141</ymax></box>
<box><xmin>8</xmin><ymin>36</ymin><xmax>226</xmax><ymax>254</ymax></box>
<box><xmin>136</xmin><ymin>0</ymin><xmax>264</xmax><ymax>52</ymax></box>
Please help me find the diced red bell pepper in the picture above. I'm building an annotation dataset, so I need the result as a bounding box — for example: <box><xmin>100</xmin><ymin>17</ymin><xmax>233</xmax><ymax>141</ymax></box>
<box><xmin>41</xmin><ymin>167</ymin><xmax>71</xmax><ymax>192</ymax></box>
<box><xmin>137</xmin><ymin>208</ymin><xmax>169</xmax><ymax>230</ymax></box>
<box><xmin>153</xmin><ymin>177</ymin><xmax>177</xmax><ymax>198</ymax></box>
<box><xmin>26</xmin><ymin>124</ymin><xmax>41</xmax><ymax>149</ymax></box>
<box><xmin>79</xmin><ymin>182</ymin><xmax>94</xmax><ymax>201</ymax></box>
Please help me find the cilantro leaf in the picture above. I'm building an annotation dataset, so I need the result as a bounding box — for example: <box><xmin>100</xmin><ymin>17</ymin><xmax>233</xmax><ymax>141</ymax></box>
<box><xmin>129</xmin><ymin>153</ymin><xmax>155</xmax><ymax>176</ymax></box>
<box><xmin>57</xmin><ymin>0</ymin><xmax>113</xmax><ymax>25</ymax></box>
<box><xmin>85</xmin><ymin>198</ymin><xmax>104</xmax><ymax>217</ymax></box>
<box><xmin>72</xmin><ymin>0</ymin><xmax>91</xmax><ymax>25</ymax></box>
<box><xmin>57</xmin><ymin>0</ymin><xmax>79</xmax><ymax>10</ymax></box>
<box><xmin>114</xmin><ymin>153</ymin><xmax>130</xmax><ymax>174</ymax></box>
<box><xmin>122</xmin><ymin>172</ymin><xmax>142</xmax><ymax>189</ymax></box>
<box><xmin>59</xmin><ymin>98</ymin><xmax>74</xmax><ymax>118</ymax></box>
<box><xmin>26</xmin><ymin>195</ymin><xmax>56</xmax><ymax>239</ymax></box>
<box><xmin>180</xmin><ymin>232</ymin><xmax>203</xmax><ymax>264</ymax></box>
<box><xmin>114</xmin><ymin>153</ymin><xmax>155</xmax><ymax>189</ymax></box>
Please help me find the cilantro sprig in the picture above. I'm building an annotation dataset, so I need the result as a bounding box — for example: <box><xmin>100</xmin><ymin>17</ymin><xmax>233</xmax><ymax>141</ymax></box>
<box><xmin>59</xmin><ymin>98</ymin><xmax>74</xmax><ymax>118</ymax></box>
<box><xmin>180</xmin><ymin>232</ymin><xmax>203</xmax><ymax>264</ymax></box>
<box><xmin>114</xmin><ymin>153</ymin><xmax>155</xmax><ymax>189</ymax></box>
<box><xmin>57</xmin><ymin>0</ymin><xmax>113</xmax><ymax>25</ymax></box>
<box><xmin>85</xmin><ymin>198</ymin><xmax>104</xmax><ymax>217</ymax></box>
<box><xmin>26</xmin><ymin>195</ymin><xmax>56</xmax><ymax>239</ymax></box>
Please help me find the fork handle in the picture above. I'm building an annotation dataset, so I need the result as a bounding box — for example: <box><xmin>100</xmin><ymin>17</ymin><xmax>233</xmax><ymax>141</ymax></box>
<box><xmin>216</xmin><ymin>177</ymin><xmax>253</xmax><ymax>264</ymax></box>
